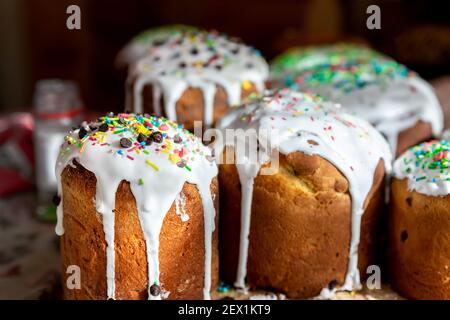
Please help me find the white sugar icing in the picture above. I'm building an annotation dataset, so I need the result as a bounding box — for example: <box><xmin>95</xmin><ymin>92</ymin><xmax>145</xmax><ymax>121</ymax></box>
<box><xmin>126</xmin><ymin>30</ymin><xmax>269</xmax><ymax>127</ymax></box>
<box><xmin>270</xmin><ymin>44</ymin><xmax>443</xmax><ymax>153</ymax></box>
<box><xmin>55</xmin><ymin>113</ymin><xmax>217</xmax><ymax>300</ymax></box>
<box><xmin>175</xmin><ymin>191</ymin><xmax>189</xmax><ymax>222</ymax></box>
<box><xmin>216</xmin><ymin>89</ymin><xmax>392</xmax><ymax>294</ymax></box>
<box><xmin>393</xmin><ymin>139</ymin><xmax>450</xmax><ymax>196</ymax></box>
<box><xmin>116</xmin><ymin>25</ymin><xmax>198</xmax><ymax>69</ymax></box>
<box><xmin>442</xmin><ymin>129</ymin><xmax>450</xmax><ymax>141</ymax></box>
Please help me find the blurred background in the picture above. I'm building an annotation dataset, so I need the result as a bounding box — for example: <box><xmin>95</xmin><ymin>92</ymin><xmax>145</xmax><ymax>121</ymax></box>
<box><xmin>1</xmin><ymin>0</ymin><xmax>450</xmax><ymax>113</ymax></box>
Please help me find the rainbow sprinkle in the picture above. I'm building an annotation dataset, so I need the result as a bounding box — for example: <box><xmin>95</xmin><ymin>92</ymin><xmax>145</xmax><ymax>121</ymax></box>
<box><xmin>60</xmin><ymin>113</ymin><xmax>208</xmax><ymax>173</ymax></box>
<box><xmin>272</xmin><ymin>44</ymin><xmax>411</xmax><ymax>94</ymax></box>
<box><xmin>400</xmin><ymin>140</ymin><xmax>450</xmax><ymax>183</ymax></box>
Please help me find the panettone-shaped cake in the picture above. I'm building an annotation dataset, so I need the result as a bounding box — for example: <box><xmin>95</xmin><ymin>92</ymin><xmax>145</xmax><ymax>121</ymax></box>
<box><xmin>125</xmin><ymin>30</ymin><xmax>269</xmax><ymax>130</ymax></box>
<box><xmin>390</xmin><ymin>140</ymin><xmax>450</xmax><ymax>300</ymax></box>
<box><xmin>216</xmin><ymin>89</ymin><xmax>392</xmax><ymax>299</ymax></box>
<box><xmin>55</xmin><ymin>113</ymin><xmax>218</xmax><ymax>300</ymax></box>
<box><xmin>270</xmin><ymin>44</ymin><xmax>443</xmax><ymax>156</ymax></box>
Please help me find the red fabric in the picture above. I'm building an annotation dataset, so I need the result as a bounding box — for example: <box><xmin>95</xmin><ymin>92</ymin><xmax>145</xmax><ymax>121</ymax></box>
<box><xmin>0</xmin><ymin>113</ymin><xmax>35</xmax><ymax>196</ymax></box>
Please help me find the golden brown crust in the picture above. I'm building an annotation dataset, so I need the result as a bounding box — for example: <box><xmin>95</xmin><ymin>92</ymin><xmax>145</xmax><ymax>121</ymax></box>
<box><xmin>219</xmin><ymin>149</ymin><xmax>385</xmax><ymax>298</ymax></box>
<box><xmin>389</xmin><ymin>178</ymin><xmax>450</xmax><ymax>300</ymax></box>
<box><xmin>128</xmin><ymin>83</ymin><xmax>257</xmax><ymax>132</ymax></box>
<box><xmin>60</xmin><ymin>162</ymin><xmax>219</xmax><ymax>300</ymax></box>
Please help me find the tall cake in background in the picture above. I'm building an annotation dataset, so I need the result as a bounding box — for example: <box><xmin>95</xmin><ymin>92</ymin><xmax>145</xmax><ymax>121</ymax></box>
<box><xmin>216</xmin><ymin>89</ymin><xmax>392</xmax><ymax>299</ymax></box>
<box><xmin>270</xmin><ymin>44</ymin><xmax>443</xmax><ymax>156</ymax></box>
<box><xmin>390</xmin><ymin>140</ymin><xmax>450</xmax><ymax>300</ymax></box>
<box><xmin>115</xmin><ymin>25</ymin><xmax>198</xmax><ymax>69</ymax></box>
<box><xmin>125</xmin><ymin>30</ymin><xmax>269</xmax><ymax>131</ymax></box>
<box><xmin>55</xmin><ymin>113</ymin><xmax>218</xmax><ymax>300</ymax></box>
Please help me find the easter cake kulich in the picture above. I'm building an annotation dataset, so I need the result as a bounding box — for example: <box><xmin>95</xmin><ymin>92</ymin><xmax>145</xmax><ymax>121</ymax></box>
<box><xmin>126</xmin><ymin>30</ymin><xmax>269</xmax><ymax>130</ymax></box>
<box><xmin>55</xmin><ymin>113</ymin><xmax>219</xmax><ymax>300</ymax></box>
<box><xmin>216</xmin><ymin>89</ymin><xmax>392</xmax><ymax>299</ymax></box>
<box><xmin>390</xmin><ymin>140</ymin><xmax>450</xmax><ymax>300</ymax></box>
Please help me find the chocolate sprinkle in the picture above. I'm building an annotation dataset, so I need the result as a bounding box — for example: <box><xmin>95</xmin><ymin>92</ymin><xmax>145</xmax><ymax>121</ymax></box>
<box><xmin>78</xmin><ymin>128</ymin><xmax>88</xmax><ymax>139</ymax></box>
<box><xmin>328</xmin><ymin>279</ymin><xmax>338</xmax><ymax>290</ymax></box>
<box><xmin>150</xmin><ymin>284</ymin><xmax>161</xmax><ymax>296</ymax></box>
<box><xmin>173</xmin><ymin>135</ymin><xmax>182</xmax><ymax>143</ymax></box>
<box><xmin>98</xmin><ymin>123</ymin><xmax>109</xmax><ymax>132</ymax></box>
<box><xmin>150</xmin><ymin>131</ymin><xmax>163</xmax><ymax>143</ymax></box>
<box><xmin>153</xmin><ymin>39</ymin><xmax>166</xmax><ymax>47</ymax></box>
<box><xmin>137</xmin><ymin>133</ymin><xmax>148</xmax><ymax>144</ymax></box>
<box><xmin>120</xmin><ymin>137</ymin><xmax>132</xmax><ymax>148</ymax></box>
<box><xmin>52</xmin><ymin>195</ymin><xmax>61</xmax><ymax>206</ymax></box>
<box><xmin>177</xmin><ymin>160</ymin><xmax>187</xmax><ymax>168</ymax></box>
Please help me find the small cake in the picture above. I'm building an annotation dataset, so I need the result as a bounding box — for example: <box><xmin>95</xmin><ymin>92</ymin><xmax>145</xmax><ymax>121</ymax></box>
<box><xmin>125</xmin><ymin>30</ymin><xmax>269</xmax><ymax>130</ymax></box>
<box><xmin>55</xmin><ymin>113</ymin><xmax>218</xmax><ymax>300</ymax></box>
<box><xmin>115</xmin><ymin>25</ymin><xmax>198</xmax><ymax>69</ymax></box>
<box><xmin>270</xmin><ymin>44</ymin><xmax>443</xmax><ymax>156</ymax></box>
<box><xmin>216</xmin><ymin>89</ymin><xmax>392</xmax><ymax>299</ymax></box>
<box><xmin>389</xmin><ymin>140</ymin><xmax>450</xmax><ymax>300</ymax></box>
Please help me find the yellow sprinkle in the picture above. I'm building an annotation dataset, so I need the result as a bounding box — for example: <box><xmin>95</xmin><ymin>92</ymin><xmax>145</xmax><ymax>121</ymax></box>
<box><xmin>168</xmin><ymin>153</ymin><xmax>181</xmax><ymax>164</ymax></box>
<box><xmin>79</xmin><ymin>142</ymin><xmax>86</xmax><ymax>154</ymax></box>
<box><xmin>143</xmin><ymin>64</ymin><xmax>151</xmax><ymax>72</ymax></box>
<box><xmin>145</xmin><ymin>160</ymin><xmax>159</xmax><ymax>171</ymax></box>
<box><xmin>136</xmin><ymin>124</ymin><xmax>150</xmax><ymax>135</ymax></box>
<box><xmin>242</xmin><ymin>80</ymin><xmax>252</xmax><ymax>91</ymax></box>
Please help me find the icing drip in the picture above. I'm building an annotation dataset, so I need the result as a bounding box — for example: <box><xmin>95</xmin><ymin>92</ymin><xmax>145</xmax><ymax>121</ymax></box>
<box><xmin>393</xmin><ymin>139</ymin><xmax>450</xmax><ymax>196</ymax></box>
<box><xmin>234</xmin><ymin>161</ymin><xmax>260</xmax><ymax>289</ymax></box>
<box><xmin>55</xmin><ymin>113</ymin><xmax>217</xmax><ymax>299</ymax></box>
<box><xmin>270</xmin><ymin>44</ymin><xmax>443</xmax><ymax>153</ymax></box>
<box><xmin>216</xmin><ymin>89</ymin><xmax>392</xmax><ymax>294</ymax></box>
<box><xmin>175</xmin><ymin>191</ymin><xmax>189</xmax><ymax>222</ymax></box>
<box><xmin>127</xmin><ymin>30</ymin><xmax>269</xmax><ymax>127</ymax></box>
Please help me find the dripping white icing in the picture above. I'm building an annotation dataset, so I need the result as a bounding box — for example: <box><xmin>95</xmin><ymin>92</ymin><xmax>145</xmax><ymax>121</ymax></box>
<box><xmin>55</xmin><ymin>114</ymin><xmax>217</xmax><ymax>299</ymax></box>
<box><xmin>175</xmin><ymin>191</ymin><xmax>189</xmax><ymax>222</ymax></box>
<box><xmin>393</xmin><ymin>139</ymin><xmax>450</xmax><ymax>196</ymax></box>
<box><xmin>216</xmin><ymin>89</ymin><xmax>392</xmax><ymax>294</ymax></box>
<box><xmin>126</xmin><ymin>30</ymin><xmax>269</xmax><ymax>127</ymax></box>
<box><xmin>270</xmin><ymin>45</ymin><xmax>443</xmax><ymax>154</ymax></box>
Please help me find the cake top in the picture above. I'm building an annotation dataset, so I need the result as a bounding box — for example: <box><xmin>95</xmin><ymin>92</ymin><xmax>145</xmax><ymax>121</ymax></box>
<box><xmin>269</xmin><ymin>44</ymin><xmax>443</xmax><ymax>154</ymax></box>
<box><xmin>270</xmin><ymin>43</ymin><xmax>411</xmax><ymax>93</ymax></box>
<box><xmin>217</xmin><ymin>88</ymin><xmax>392</xmax><ymax>171</ymax></box>
<box><xmin>55</xmin><ymin>112</ymin><xmax>218</xmax><ymax>300</ymax></box>
<box><xmin>129</xmin><ymin>30</ymin><xmax>269</xmax><ymax>90</ymax></box>
<box><xmin>116</xmin><ymin>24</ymin><xmax>198</xmax><ymax>68</ymax></box>
<box><xmin>393</xmin><ymin>140</ymin><xmax>450</xmax><ymax>196</ymax></box>
<box><xmin>57</xmin><ymin>113</ymin><xmax>216</xmax><ymax>176</ymax></box>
